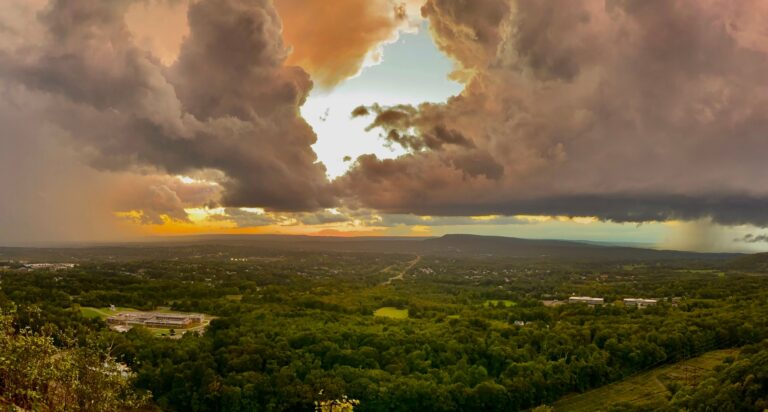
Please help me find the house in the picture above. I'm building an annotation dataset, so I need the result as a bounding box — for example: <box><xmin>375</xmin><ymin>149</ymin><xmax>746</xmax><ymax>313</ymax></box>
<box><xmin>568</xmin><ymin>296</ymin><xmax>604</xmax><ymax>305</ymax></box>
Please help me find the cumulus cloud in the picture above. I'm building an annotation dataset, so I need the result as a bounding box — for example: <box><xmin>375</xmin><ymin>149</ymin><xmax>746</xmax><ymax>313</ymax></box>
<box><xmin>0</xmin><ymin>0</ymin><xmax>334</xmax><ymax>218</ymax></box>
<box><xmin>112</xmin><ymin>175</ymin><xmax>223</xmax><ymax>225</ymax></box>
<box><xmin>336</xmin><ymin>0</ymin><xmax>768</xmax><ymax>226</ymax></box>
<box><xmin>379</xmin><ymin>214</ymin><xmax>528</xmax><ymax>227</ymax></box>
<box><xmin>210</xmin><ymin>207</ymin><xmax>359</xmax><ymax>228</ymax></box>
<box><xmin>6</xmin><ymin>0</ymin><xmax>768</xmax><ymax>244</ymax></box>
<box><xmin>211</xmin><ymin>206</ymin><xmax>530</xmax><ymax>230</ymax></box>
<box><xmin>275</xmin><ymin>0</ymin><xmax>418</xmax><ymax>88</ymax></box>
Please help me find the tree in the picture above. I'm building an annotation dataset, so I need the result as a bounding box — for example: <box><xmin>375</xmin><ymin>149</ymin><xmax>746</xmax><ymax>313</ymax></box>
<box><xmin>0</xmin><ymin>311</ymin><xmax>148</xmax><ymax>411</ymax></box>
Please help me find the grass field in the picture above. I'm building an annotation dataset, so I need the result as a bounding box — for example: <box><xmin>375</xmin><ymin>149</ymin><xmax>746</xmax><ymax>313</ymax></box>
<box><xmin>78</xmin><ymin>306</ymin><xmax>137</xmax><ymax>319</ymax></box>
<box><xmin>374</xmin><ymin>307</ymin><xmax>409</xmax><ymax>319</ymax></box>
<box><xmin>483</xmin><ymin>299</ymin><xmax>516</xmax><ymax>308</ymax></box>
<box><xmin>552</xmin><ymin>349</ymin><xmax>737</xmax><ymax>411</ymax></box>
<box><xmin>151</xmin><ymin>328</ymin><xmax>173</xmax><ymax>337</ymax></box>
<box><xmin>78</xmin><ymin>306</ymin><xmax>206</xmax><ymax>319</ymax></box>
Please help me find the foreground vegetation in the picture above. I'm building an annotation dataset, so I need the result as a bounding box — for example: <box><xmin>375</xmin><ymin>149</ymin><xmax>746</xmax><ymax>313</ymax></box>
<box><xmin>553</xmin><ymin>349</ymin><xmax>737</xmax><ymax>411</ymax></box>
<box><xmin>0</xmin><ymin>309</ymin><xmax>146</xmax><ymax>410</ymax></box>
<box><xmin>1</xmin><ymin>246</ymin><xmax>768</xmax><ymax>410</ymax></box>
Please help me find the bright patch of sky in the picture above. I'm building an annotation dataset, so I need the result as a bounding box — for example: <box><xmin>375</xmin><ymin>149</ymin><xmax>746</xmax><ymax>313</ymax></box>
<box><xmin>303</xmin><ymin>23</ymin><xmax>463</xmax><ymax>179</ymax></box>
<box><xmin>299</xmin><ymin>24</ymin><xmax>768</xmax><ymax>253</ymax></box>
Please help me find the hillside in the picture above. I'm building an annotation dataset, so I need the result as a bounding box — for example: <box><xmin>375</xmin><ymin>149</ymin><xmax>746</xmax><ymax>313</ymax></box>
<box><xmin>552</xmin><ymin>349</ymin><xmax>737</xmax><ymax>411</ymax></box>
<box><xmin>729</xmin><ymin>252</ymin><xmax>768</xmax><ymax>271</ymax></box>
<box><xmin>419</xmin><ymin>234</ymin><xmax>737</xmax><ymax>260</ymax></box>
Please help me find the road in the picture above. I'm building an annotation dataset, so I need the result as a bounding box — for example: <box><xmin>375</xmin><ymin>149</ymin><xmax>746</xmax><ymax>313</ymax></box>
<box><xmin>382</xmin><ymin>255</ymin><xmax>421</xmax><ymax>285</ymax></box>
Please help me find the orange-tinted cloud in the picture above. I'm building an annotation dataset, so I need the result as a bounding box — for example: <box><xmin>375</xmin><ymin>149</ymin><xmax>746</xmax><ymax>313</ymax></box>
<box><xmin>337</xmin><ymin>0</ymin><xmax>768</xmax><ymax>226</ymax></box>
<box><xmin>125</xmin><ymin>0</ymin><xmax>190</xmax><ymax>65</ymax></box>
<box><xmin>275</xmin><ymin>0</ymin><xmax>406</xmax><ymax>88</ymax></box>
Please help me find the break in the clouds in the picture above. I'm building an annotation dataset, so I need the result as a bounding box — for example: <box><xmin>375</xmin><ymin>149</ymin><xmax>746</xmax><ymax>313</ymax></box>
<box><xmin>337</xmin><ymin>0</ymin><xmax>768</xmax><ymax>226</ymax></box>
<box><xmin>4</xmin><ymin>0</ymin><xmax>768</xmax><ymax>244</ymax></box>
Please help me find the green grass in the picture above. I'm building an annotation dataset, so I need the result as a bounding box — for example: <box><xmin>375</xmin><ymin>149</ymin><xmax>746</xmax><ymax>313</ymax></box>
<box><xmin>79</xmin><ymin>307</ymin><xmax>106</xmax><ymax>319</ymax></box>
<box><xmin>78</xmin><ymin>306</ymin><xmax>137</xmax><ymax>319</ymax></box>
<box><xmin>150</xmin><ymin>328</ymin><xmax>172</xmax><ymax>337</ymax></box>
<box><xmin>552</xmin><ymin>349</ymin><xmax>737</xmax><ymax>411</ymax></box>
<box><xmin>225</xmin><ymin>294</ymin><xmax>243</xmax><ymax>301</ymax></box>
<box><xmin>483</xmin><ymin>299</ymin><xmax>516</xmax><ymax>308</ymax></box>
<box><xmin>373</xmin><ymin>307</ymin><xmax>409</xmax><ymax>319</ymax></box>
<box><xmin>148</xmin><ymin>328</ymin><xmax>184</xmax><ymax>337</ymax></box>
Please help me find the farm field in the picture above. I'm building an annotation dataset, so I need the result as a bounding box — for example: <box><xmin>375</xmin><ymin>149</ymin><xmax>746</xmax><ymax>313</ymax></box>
<box><xmin>373</xmin><ymin>307</ymin><xmax>409</xmax><ymax>319</ymax></box>
<box><xmin>483</xmin><ymin>299</ymin><xmax>516</xmax><ymax>308</ymax></box>
<box><xmin>78</xmin><ymin>306</ymin><xmax>137</xmax><ymax>319</ymax></box>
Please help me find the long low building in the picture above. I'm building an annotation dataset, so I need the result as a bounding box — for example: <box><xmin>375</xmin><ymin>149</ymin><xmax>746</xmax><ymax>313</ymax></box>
<box><xmin>568</xmin><ymin>296</ymin><xmax>604</xmax><ymax>305</ymax></box>
<box><xmin>24</xmin><ymin>263</ymin><xmax>76</xmax><ymax>270</ymax></box>
<box><xmin>624</xmin><ymin>298</ymin><xmax>658</xmax><ymax>308</ymax></box>
<box><xmin>107</xmin><ymin>311</ymin><xmax>204</xmax><ymax>328</ymax></box>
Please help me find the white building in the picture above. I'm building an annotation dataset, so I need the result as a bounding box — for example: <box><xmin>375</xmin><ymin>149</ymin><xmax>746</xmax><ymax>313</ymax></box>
<box><xmin>568</xmin><ymin>296</ymin><xmax>604</xmax><ymax>305</ymax></box>
<box><xmin>24</xmin><ymin>263</ymin><xmax>76</xmax><ymax>270</ymax></box>
<box><xmin>624</xmin><ymin>298</ymin><xmax>657</xmax><ymax>308</ymax></box>
<box><xmin>107</xmin><ymin>311</ymin><xmax>204</xmax><ymax>329</ymax></box>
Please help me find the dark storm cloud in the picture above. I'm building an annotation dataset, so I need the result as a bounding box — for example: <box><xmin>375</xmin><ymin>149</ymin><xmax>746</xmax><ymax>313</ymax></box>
<box><xmin>356</xmin><ymin>103</ymin><xmax>475</xmax><ymax>151</ymax></box>
<box><xmin>5</xmin><ymin>0</ymin><xmax>768</xmax><ymax>240</ymax></box>
<box><xmin>114</xmin><ymin>175</ymin><xmax>223</xmax><ymax>225</ymax></box>
<box><xmin>378</xmin><ymin>214</ymin><xmax>528</xmax><ymax>227</ymax></box>
<box><xmin>210</xmin><ymin>208</ymin><xmax>277</xmax><ymax>228</ymax></box>
<box><xmin>735</xmin><ymin>234</ymin><xmax>768</xmax><ymax>244</ymax></box>
<box><xmin>336</xmin><ymin>0</ymin><xmax>768</xmax><ymax>226</ymax></box>
<box><xmin>212</xmin><ymin>208</ymin><xmax>355</xmax><ymax>228</ymax></box>
<box><xmin>351</xmin><ymin>105</ymin><xmax>370</xmax><ymax>118</ymax></box>
<box><xmin>0</xmin><ymin>0</ymin><xmax>334</xmax><ymax>216</ymax></box>
<box><xmin>420</xmin><ymin>0</ymin><xmax>510</xmax><ymax>71</ymax></box>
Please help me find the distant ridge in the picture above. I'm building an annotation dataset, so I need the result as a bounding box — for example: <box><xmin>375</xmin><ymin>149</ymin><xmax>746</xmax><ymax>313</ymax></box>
<box><xmin>419</xmin><ymin>234</ymin><xmax>736</xmax><ymax>260</ymax></box>
<box><xmin>0</xmin><ymin>233</ymin><xmax>741</xmax><ymax>261</ymax></box>
<box><xmin>729</xmin><ymin>252</ymin><xmax>768</xmax><ymax>270</ymax></box>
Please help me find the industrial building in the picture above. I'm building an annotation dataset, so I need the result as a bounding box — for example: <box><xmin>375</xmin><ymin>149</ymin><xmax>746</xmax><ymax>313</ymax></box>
<box><xmin>107</xmin><ymin>311</ymin><xmax>204</xmax><ymax>329</ymax></box>
<box><xmin>623</xmin><ymin>298</ymin><xmax>658</xmax><ymax>308</ymax></box>
<box><xmin>23</xmin><ymin>263</ymin><xmax>76</xmax><ymax>271</ymax></box>
<box><xmin>568</xmin><ymin>296</ymin><xmax>604</xmax><ymax>305</ymax></box>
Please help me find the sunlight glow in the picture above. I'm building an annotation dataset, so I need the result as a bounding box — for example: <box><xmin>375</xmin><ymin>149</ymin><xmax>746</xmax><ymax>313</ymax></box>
<box><xmin>305</xmin><ymin>23</ymin><xmax>462</xmax><ymax>179</ymax></box>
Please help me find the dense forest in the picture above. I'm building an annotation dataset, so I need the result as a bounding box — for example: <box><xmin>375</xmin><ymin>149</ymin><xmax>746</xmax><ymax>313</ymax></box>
<box><xmin>1</xmin><ymin>244</ymin><xmax>767</xmax><ymax>411</ymax></box>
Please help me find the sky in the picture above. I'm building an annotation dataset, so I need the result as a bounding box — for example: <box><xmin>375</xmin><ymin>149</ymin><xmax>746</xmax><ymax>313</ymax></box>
<box><xmin>2</xmin><ymin>0</ymin><xmax>768</xmax><ymax>252</ymax></box>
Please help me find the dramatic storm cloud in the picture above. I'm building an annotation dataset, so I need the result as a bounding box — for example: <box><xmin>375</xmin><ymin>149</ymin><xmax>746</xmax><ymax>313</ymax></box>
<box><xmin>4</xmin><ymin>0</ymin><xmax>768</xmax><ymax>245</ymax></box>
<box><xmin>736</xmin><ymin>233</ymin><xmax>768</xmax><ymax>244</ymax></box>
<box><xmin>275</xmin><ymin>0</ymin><xmax>416</xmax><ymax>88</ymax></box>
<box><xmin>338</xmin><ymin>0</ymin><xmax>768</xmax><ymax>226</ymax></box>
<box><xmin>0</xmin><ymin>0</ymin><xmax>333</xmax><ymax>218</ymax></box>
